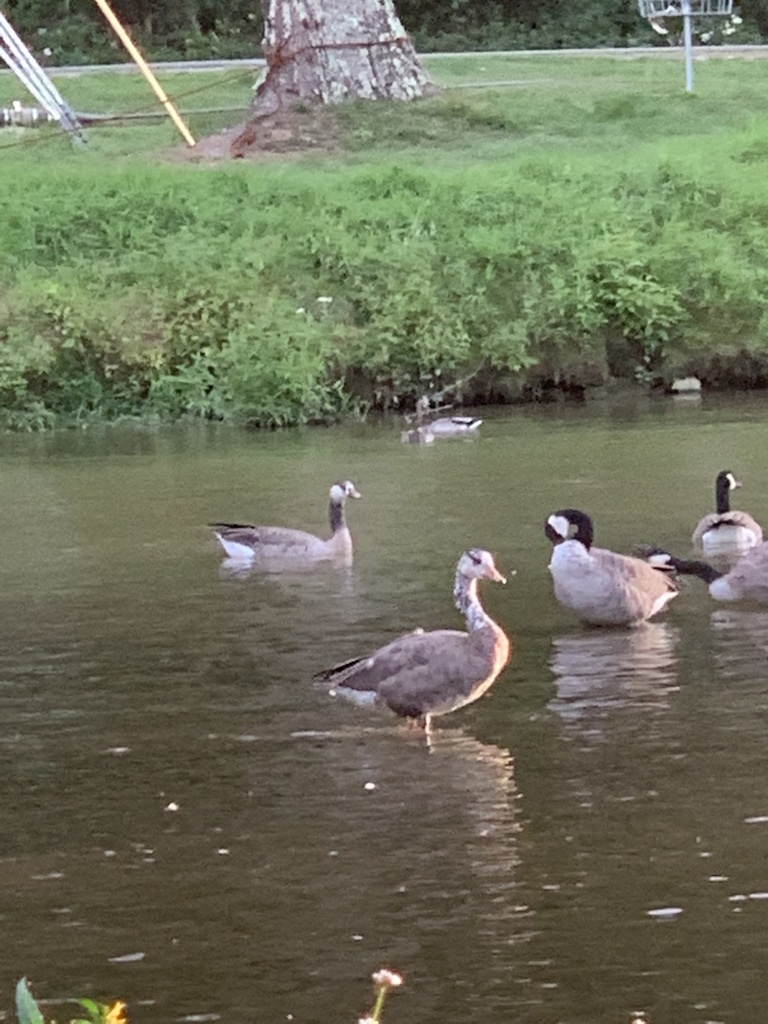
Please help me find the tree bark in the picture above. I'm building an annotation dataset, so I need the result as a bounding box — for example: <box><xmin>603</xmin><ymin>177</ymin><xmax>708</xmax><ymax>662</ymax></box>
<box><xmin>231</xmin><ymin>0</ymin><xmax>435</xmax><ymax>154</ymax></box>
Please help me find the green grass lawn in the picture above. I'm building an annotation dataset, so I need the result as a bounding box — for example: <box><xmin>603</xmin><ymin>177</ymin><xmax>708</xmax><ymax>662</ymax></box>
<box><xmin>1</xmin><ymin>50</ymin><xmax>768</xmax><ymax>168</ymax></box>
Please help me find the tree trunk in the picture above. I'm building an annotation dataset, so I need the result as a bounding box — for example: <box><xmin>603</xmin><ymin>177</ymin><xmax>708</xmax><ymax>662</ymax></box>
<box><xmin>231</xmin><ymin>0</ymin><xmax>436</xmax><ymax>155</ymax></box>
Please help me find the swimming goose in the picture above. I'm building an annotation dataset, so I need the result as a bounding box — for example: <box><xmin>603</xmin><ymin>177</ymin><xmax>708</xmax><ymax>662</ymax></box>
<box><xmin>414</xmin><ymin>396</ymin><xmax>482</xmax><ymax>437</ymax></box>
<box><xmin>692</xmin><ymin>470</ymin><xmax>763</xmax><ymax>557</ymax></box>
<box><xmin>546</xmin><ymin>508</ymin><xmax>679</xmax><ymax>627</ymax></box>
<box><xmin>211</xmin><ymin>480</ymin><xmax>361</xmax><ymax>562</ymax></box>
<box><xmin>648</xmin><ymin>543</ymin><xmax>768</xmax><ymax>604</ymax></box>
<box><xmin>315</xmin><ymin>549</ymin><xmax>511</xmax><ymax>732</ymax></box>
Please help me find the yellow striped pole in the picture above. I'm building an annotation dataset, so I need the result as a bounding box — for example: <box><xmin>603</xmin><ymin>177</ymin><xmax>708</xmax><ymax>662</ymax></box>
<box><xmin>91</xmin><ymin>0</ymin><xmax>196</xmax><ymax>147</ymax></box>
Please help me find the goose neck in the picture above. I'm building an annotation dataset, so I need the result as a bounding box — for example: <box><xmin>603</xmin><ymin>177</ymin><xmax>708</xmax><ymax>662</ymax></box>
<box><xmin>673</xmin><ymin>557</ymin><xmax>723</xmax><ymax>584</ymax></box>
<box><xmin>454</xmin><ymin>573</ymin><xmax>490</xmax><ymax>630</ymax></box>
<box><xmin>715</xmin><ymin>478</ymin><xmax>731</xmax><ymax>515</ymax></box>
<box><xmin>329</xmin><ymin>500</ymin><xmax>346</xmax><ymax>534</ymax></box>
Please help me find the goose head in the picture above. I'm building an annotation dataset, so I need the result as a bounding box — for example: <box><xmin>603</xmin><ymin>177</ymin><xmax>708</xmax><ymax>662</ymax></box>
<box><xmin>330</xmin><ymin>480</ymin><xmax>361</xmax><ymax>504</ymax></box>
<box><xmin>545</xmin><ymin>509</ymin><xmax>594</xmax><ymax>550</ymax></box>
<box><xmin>456</xmin><ymin>548</ymin><xmax>507</xmax><ymax>584</ymax></box>
<box><xmin>643</xmin><ymin>548</ymin><xmax>678</xmax><ymax>572</ymax></box>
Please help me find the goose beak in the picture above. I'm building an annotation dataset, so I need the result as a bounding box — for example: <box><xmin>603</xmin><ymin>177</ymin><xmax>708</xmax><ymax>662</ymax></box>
<box><xmin>488</xmin><ymin>565</ymin><xmax>508</xmax><ymax>584</ymax></box>
<box><xmin>732</xmin><ymin>479</ymin><xmax>743</xmax><ymax>489</ymax></box>
<box><xmin>349</xmin><ymin>487</ymin><xmax>362</xmax><ymax>499</ymax></box>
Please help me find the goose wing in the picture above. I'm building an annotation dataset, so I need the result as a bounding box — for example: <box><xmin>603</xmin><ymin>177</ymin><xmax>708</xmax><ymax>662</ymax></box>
<box><xmin>315</xmin><ymin>629</ymin><xmax>468</xmax><ymax>689</ymax></box>
<box><xmin>210</xmin><ymin>522</ymin><xmax>324</xmax><ymax>554</ymax></box>
<box><xmin>317</xmin><ymin>628</ymin><xmax>502</xmax><ymax>718</ymax></box>
<box><xmin>593</xmin><ymin>547</ymin><xmax>678</xmax><ymax>594</ymax></box>
<box><xmin>591</xmin><ymin>547</ymin><xmax>679</xmax><ymax>620</ymax></box>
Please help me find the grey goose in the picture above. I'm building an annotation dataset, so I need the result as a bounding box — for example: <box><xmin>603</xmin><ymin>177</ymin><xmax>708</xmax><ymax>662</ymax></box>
<box><xmin>211</xmin><ymin>480</ymin><xmax>360</xmax><ymax>562</ymax></box>
<box><xmin>315</xmin><ymin>549</ymin><xmax>511</xmax><ymax>733</ymax></box>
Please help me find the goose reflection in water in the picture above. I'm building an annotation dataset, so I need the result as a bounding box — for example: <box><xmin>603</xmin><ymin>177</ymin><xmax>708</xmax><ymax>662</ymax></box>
<box><xmin>548</xmin><ymin>622</ymin><xmax>680</xmax><ymax>722</ymax></box>
<box><xmin>284</xmin><ymin>726</ymin><xmax>529</xmax><ymax>972</ymax></box>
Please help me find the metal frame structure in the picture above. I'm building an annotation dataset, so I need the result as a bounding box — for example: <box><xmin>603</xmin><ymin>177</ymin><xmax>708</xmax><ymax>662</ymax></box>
<box><xmin>0</xmin><ymin>10</ymin><xmax>84</xmax><ymax>142</ymax></box>
<box><xmin>637</xmin><ymin>0</ymin><xmax>735</xmax><ymax>92</ymax></box>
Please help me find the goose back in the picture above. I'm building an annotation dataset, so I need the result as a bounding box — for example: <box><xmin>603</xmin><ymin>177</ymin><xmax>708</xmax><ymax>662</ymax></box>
<box><xmin>428</xmin><ymin>415</ymin><xmax>483</xmax><ymax>436</ymax></box>
<box><xmin>320</xmin><ymin>626</ymin><xmax>509</xmax><ymax>720</ymax></box>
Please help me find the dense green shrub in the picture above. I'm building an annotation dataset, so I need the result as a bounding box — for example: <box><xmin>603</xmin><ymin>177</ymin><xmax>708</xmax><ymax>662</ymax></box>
<box><xmin>5</xmin><ymin>129</ymin><xmax>768</xmax><ymax>428</ymax></box>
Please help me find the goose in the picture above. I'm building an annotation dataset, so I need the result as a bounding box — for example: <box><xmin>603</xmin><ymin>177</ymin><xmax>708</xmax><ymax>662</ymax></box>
<box><xmin>647</xmin><ymin>544</ymin><xmax>768</xmax><ymax>604</ymax></box>
<box><xmin>413</xmin><ymin>396</ymin><xmax>482</xmax><ymax>437</ymax></box>
<box><xmin>210</xmin><ymin>480</ymin><xmax>361</xmax><ymax>562</ymax></box>
<box><xmin>692</xmin><ymin>470</ymin><xmax>763</xmax><ymax>557</ymax></box>
<box><xmin>545</xmin><ymin>508</ymin><xmax>679</xmax><ymax>627</ymax></box>
<box><xmin>314</xmin><ymin>549</ymin><xmax>511</xmax><ymax>732</ymax></box>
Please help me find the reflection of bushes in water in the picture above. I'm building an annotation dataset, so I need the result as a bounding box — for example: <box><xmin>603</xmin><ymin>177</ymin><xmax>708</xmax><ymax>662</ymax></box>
<box><xmin>4</xmin><ymin>160</ymin><xmax>768</xmax><ymax>428</ymax></box>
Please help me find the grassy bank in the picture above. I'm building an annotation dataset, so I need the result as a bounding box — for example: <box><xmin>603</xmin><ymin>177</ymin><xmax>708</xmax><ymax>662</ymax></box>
<box><xmin>2</xmin><ymin>53</ymin><xmax>768</xmax><ymax>428</ymax></box>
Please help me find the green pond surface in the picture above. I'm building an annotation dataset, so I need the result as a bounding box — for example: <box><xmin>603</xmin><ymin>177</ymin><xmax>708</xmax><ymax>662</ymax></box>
<box><xmin>2</xmin><ymin>392</ymin><xmax>768</xmax><ymax>1024</ymax></box>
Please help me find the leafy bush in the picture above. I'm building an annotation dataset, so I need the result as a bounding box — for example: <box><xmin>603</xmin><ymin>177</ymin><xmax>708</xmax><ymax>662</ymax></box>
<box><xmin>149</xmin><ymin>296</ymin><xmax>348</xmax><ymax>427</ymax></box>
<box><xmin>6</xmin><ymin>118</ymin><xmax>768</xmax><ymax>429</ymax></box>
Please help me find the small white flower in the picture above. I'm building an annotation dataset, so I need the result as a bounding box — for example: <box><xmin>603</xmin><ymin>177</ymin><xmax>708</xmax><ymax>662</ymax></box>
<box><xmin>164</xmin><ymin>801</ymin><xmax>179</xmax><ymax>812</ymax></box>
<box><xmin>316</xmin><ymin>296</ymin><xmax>333</xmax><ymax>304</ymax></box>
<box><xmin>731</xmin><ymin>13</ymin><xmax>743</xmax><ymax>23</ymax></box>
<box><xmin>723</xmin><ymin>24</ymin><xmax>736</xmax><ymax>33</ymax></box>
<box><xmin>372</xmin><ymin>969</ymin><xmax>404</xmax><ymax>988</ymax></box>
<box><xmin>700</xmin><ymin>30</ymin><xmax>712</xmax><ymax>41</ymax></box>
<box><xmin>295</xmin><ymin>307</ymin><xmax>305</xmax><ymax>314</ymax></box>
<box><xmin>42</xmin><ymin>47</ymin><xmax>52</xmax><ymax>56</ymax></box>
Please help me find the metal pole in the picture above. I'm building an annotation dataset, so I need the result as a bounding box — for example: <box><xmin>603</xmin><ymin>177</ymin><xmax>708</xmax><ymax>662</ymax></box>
<box><xmin>682</xmin><ymin>0</ymin><xmax>694</xmax><ymax>92</ymax></box>
<box><xmin>0</xmin><ymin>12</ymin><xmax>84</xmax><ymax>139</ymax></box>
<box><xmin>91</xmin><ymin>0</ymin><xmax>196</xmax><ymax>147</ymax></box>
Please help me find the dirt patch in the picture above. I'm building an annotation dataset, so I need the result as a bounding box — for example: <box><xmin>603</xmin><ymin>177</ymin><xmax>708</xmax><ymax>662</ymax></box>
<box><xmin>177</xmin><ymin>104</ymin><xmax>345</xmax><ymax>163</ymax></box>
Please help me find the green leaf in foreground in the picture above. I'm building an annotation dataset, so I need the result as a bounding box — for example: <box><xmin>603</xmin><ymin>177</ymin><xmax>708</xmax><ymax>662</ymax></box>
<box><xmin>16</xmin><ymin>979</ymin><xmax>45</xmax><ymax>1024</ymax></box>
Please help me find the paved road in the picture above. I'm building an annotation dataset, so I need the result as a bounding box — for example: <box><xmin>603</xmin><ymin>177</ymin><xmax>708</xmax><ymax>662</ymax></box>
<box><xmin>16</xmin><ymin>44</ymin><xmax>768</xmax><ymax>77</ymax></box>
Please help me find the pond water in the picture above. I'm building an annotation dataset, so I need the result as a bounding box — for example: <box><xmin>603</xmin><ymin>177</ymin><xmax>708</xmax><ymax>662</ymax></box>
<box><xmin>2</xmin><ymin>393</ymin><xmax>768</xmax><ymax>1024</ymax></box>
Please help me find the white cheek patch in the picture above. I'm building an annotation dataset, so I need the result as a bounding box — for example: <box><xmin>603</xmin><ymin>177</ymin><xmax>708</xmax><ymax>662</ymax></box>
<box><xmin>548</xmin><ymin>514</ymin><xmax>571</xmax><ymax>539</ymax></box>
<box><xmin>648</xmin><ymin>552</ymin><xmax>672</xmax><ymax>568</ymax></box>
<box><xmin>727</xmin><ymin>473</ymin><xmax>739</xmax><ymax>489</ymax></box>
<box><xmin>329</xmin><ymin>485</ymin><xmax>345</xmax><ymax>502</ymax></box>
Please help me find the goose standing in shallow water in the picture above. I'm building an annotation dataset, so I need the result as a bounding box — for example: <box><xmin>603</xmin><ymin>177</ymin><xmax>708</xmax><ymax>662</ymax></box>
<box><xmin>210</xmin><ymin>480</ymin><xmax>361</xmax><ymax>563</ymax></box>
<box><xmin>315</xmin><ymin>549</ymin><xmax>511</xmax><ymax>733</ymax></box>
<box><xmin>413</xmin><ymin>396</ymin><xmax>482</xmax><ymax>437</ymax></box>
<box><xmin>546</xmin><ymin>508</ymin><xmax>679</xmax><ymax>627</ymax></box>
<box><xmin>692</xmin><ymin>470</ymin><xmax>763</xmax><ymax>557</ymax></box>
<box><xmin>648</xmin><ymin>544</ymin><xmax>768</xmax><ymax>604</ymax></box>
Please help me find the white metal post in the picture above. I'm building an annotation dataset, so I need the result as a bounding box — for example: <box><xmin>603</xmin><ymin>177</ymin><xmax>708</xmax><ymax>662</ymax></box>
<box><xmin>0</xmin><ymin>11</ymin><xmax>84</xmax><ymax>141</ymax></box>
<box><xmin>681</xmin><ymin>0</ymin><xmax>695</xmax><ymax>92</ymax></box>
